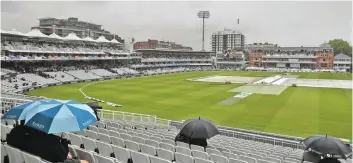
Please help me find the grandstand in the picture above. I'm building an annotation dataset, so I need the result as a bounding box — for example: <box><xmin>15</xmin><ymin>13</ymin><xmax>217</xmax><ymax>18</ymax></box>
<box><xmin>1</xmin><ymin>27</ymin><xmax>352</xmax><ymax>163</ymax></box>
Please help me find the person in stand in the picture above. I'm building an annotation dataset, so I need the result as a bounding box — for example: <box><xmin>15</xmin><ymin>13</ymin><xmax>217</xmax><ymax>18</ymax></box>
<box><xmin>6</xmin><ymin>121</ymin><xmax>89</xmax><ymax>163</ymax></box>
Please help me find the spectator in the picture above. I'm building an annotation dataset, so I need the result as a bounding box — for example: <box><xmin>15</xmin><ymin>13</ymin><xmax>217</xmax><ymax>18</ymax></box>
<box><xmin>6</xmin><ymin>121</ymin><xmax>88</xmax><ymax>163</ymax></box>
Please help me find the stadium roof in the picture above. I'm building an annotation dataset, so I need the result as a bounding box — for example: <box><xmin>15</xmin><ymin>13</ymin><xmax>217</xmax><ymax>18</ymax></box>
<box><xmin>335</xmin><ymin>53</ymin><xmax>351</xmax><ymax>59</ymax></box>
<box><xmin>96</xmin><ymin>36</ymin><xmax>110</xmax><ymax>43</ymax></box>
<box><xmin>25</xmin><ymin>29</ymin><xmax>48</xmax><ymax>38</ymax></box>
<box><xmin>64</xmin><ymin>33</ymin><xmax>83</xmax><ymax>41</ymax></box>
<box><xmin>83</xmin><ymin>36</ymin><xmax>96</xmax><ymax>42</ymax></box>
<box><xmin>110</xmin><ymin>38</ymin><xmax>121</xmax><ymax>44</ymax></box>
<box><xmin>48</xmin><ymin>33</ymin><xmax>63</xmax><ymax>40</ymax></box>
<box><xmin>6</xmin><ymin>29</ymin><xmax>25</xmax><ymax>36</ymax></box>
<box><xmin>0</xmin><ymin>29</ymin><xmax>7</xmax><ymax>34</ymax></box>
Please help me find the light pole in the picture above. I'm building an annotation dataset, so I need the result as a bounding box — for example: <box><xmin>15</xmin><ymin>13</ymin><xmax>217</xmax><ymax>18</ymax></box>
<box><xmin>197</xmin><ymin>11</ymin><xmax>210</xmax><ymax>51</ymax></box>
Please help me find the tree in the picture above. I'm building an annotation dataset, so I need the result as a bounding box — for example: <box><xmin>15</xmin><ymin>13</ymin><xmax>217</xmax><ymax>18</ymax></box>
<box><xmin>328</xmin><ymin>39</ymin><xmax>352</xmax><ymax>56</ymax></box>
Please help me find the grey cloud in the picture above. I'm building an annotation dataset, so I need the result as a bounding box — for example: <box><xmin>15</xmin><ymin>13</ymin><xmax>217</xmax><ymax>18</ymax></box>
<box><xmin>1</xmin><ymin>1</ymin><xmax>351</xmax><ymax>50</ymax></box>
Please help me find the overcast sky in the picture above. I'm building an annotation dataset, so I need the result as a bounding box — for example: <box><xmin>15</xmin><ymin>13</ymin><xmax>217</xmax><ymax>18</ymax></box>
<box><xmin>1</xmin><ymin>1</ymin><xmax>352</xmax><ymax>50</ymax></box>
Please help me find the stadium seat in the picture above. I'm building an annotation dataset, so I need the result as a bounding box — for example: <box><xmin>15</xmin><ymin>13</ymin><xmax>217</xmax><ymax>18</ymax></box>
<box><xmin>130</xmin><ymin>150</ymin><xmax>150</xmax><ymax>163</ymax></box>
<box><xmin>21</xmin><ymin>151</ymin><xmax>42</xmax><ymax>163</ymax></box>
<box><xmin>88</xmin><ymin>126</ymin><xmax>99</xmax><ymax>133</ymax></box>
<box><xmin>4</xmin><ymin>144</ymin><xmax>25</xmax><ymax>163</ymax></box>
<box><xmin>162</xmin><ymin>139</ymin><xmax>175</xmax><ymax>146</ymax></box>
<box><xmin>81</xmin><ymin>136</ymin><xmax>98</xmax><ymax>152</ymax></box>
<box><xmin>140</xmin><ymin>143</ymin><xmax>157</xmax><ymax>156</ymax></box>
<box><xmin>107</xmin><ymin>126</ymin><xmax>117</xmax><ymax>131</ymax></box>
<box><xmin>120</xmin><ymin>133</ymin><xmax>133</xmax><ymax>141</ymax></box>
<box><xmin>109</xmin><ymin>130</ymin><xmax>120</xmax><ymax>138</ymax></box>
<box><xmin>146</xmin><ymin>139</ymin><xmax>159</xmax><ymax>148</ymax></box>
<box><xmin>190</xmin><ymin>144</ymin><xmax>204</xmax><ymax>151</ymax></box>
<box><xmin>1</xmin><ymin>143</ymin><xmax>7</xmax><ymax>163</ymax></box>
<box><xmin>240</xmin><ymin>155</ymin><xmax>257</xmax><ymax>163</ymax></box>
<box><xmin>230</xmin><ymin>158</ymin><xmax>249</xmax><ymax>163</ymax></box>
<box><xmin>248</xmin><ymin>153</ymin><xmax>264</xmax><ymax>160</ymax></box>
<box><xmin>68</xmin><ymin>133</ymin><xmax>83</xmax><ymax>148</ymax></box>
<box><xmin>86</xmin><ymin>130</ymin><xmax>99</xmax><ymax>140</ymax></box>
<box><xmin>75</xmin><ymin>147</ymin><xmax>96</xmax><ymax>163</ymax></box>
<box><xmin>160</xmin><ymin>142</ymin><xmax>175</xmax><ymax>152</ymax></box>
<box><xmin>124</xmin><ymin>140</ymin><xmax>140</xmax><ymax>152</ymax></box>
<box><xmin>265</xmin><ymin>157</ymin><xmax>281</xmax><ymax>163</ymax></box>
<box><xmin>191</xmin><ymin>150</ymin><xmax>209</xmax><ymax>160</ymax></box>
<box><xmin>68</xmin><ymin>145</ymin><xmax>78</xmax><ymax>159</ymax></box>
<box><xmin>156</xmin><ymin>148</ymin><xmax>174</xmax><ymax>162</ymax></box>
<box><xmin>175</xmin><ymin>152</ymin><xmax>193</xmax><ymax>163</ymax></box>
<box><xmin>111</xmin><ymin>145</ymin><xmax>131</xmax><ymax>163</ymax></box>
<box><xmin>132</xmin><ymin>136</ymin><xmax>145</xmax><ymax>144</ymax></box>
<box><xmin>94</xmin><ymin>153</ymin><xmax>116</xmax><ymax>163</ymax></box>
<box><xmin>111</xmin><ymin>136</ymin><xmax>125</xmax><ymax>147</ymax></box>
<box><xmin>98</xmin><ymin>133</ymin><xmax>111</xmax><ymax>144</ymax></box>
<box><xmin>150</xmin><ymin>136</ymin><xmax>163</xmax><ymax>142</ymax></box>
<box><xmin>232</xmin><ymin>150</ymin><xmax>246</xmax><ymax>157</ymax></box>
<box><xmin>194</xmin><ymin>157</ymin><xmax>213</xmax><ymax>163</ymax></box>
<box><xmin>210</xmin><ymin>154</ymin><xmax>229</xmax><ymax>163</ymax></box>
<box><xmin>99</xmin><ymin>128</ymin><xmax>110</xmax><ymax>135</ymax></box>
<box><xmin>176</xmin><ymin>141</ymin><xmax>189</xmax><ymax>148</ymax></box>
<box><xmin>206</xmin><ymin>148</ymin><xmax>222</xmax><ymax>155</ymax></box>
<box><xmin>259</xmin><ymin>159</ymin><xmax>276</xmax><ymax>163</ymax></box>
<box><xmin>74</xmin><ymin>130</ymin><xmax>87</xmax><ymax>137</ymax></box>
<box><xmin>175</xmin><ymin>146</ymin><xmax>191</xmax><ymax>156</ymax></box>
<box><xmin>96</xmin><ymin>141</ymin><xmax>114</xmax><ymax>157</ymax></box>
<box><xmin>149</xmin><ymin>155</ymin><xmax>171</xmax><ymax>163</ymax></box>
<box><xmin>222</xmin><ymin>151</ymin><xmax>239</xmax><ymax>159</ymax></box>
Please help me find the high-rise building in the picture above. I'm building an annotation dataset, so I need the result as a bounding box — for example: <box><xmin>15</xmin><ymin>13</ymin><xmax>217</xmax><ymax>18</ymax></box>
<box><xmin>211</xmin><ymin>28</ymin><xmax>245</xmax><ymax>52</ymax></box>
<box><xmin>32</xmin><ymin>17</ymin><xmax>124</xmax><ymax>43</ymax></box>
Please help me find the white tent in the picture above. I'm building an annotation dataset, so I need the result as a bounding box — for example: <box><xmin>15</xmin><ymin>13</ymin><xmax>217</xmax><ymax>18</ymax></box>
<box><xmin>83</xmin><ymin>36</ymin><xmax>96</xmax><ymax>42</ymax></box>
<box><xmin>48</xmin><ymin>33</ymin><xmax>63</xmax><ymax>40</ymax></box>
<box><xmin>0</xmin><ymin>29</ymin><xmax>8</xmax><ymax>34</ymax></box>
<box><xmin>95</xmin><ymin>36</ymin><xmax>111</xmax><ymax>43</ymax></box>
<box><xmin>6</xmin><ymin>29</ymin><xmax>25</xmax><ymax>36</ymax></box>
<box><xmin>25</xmin><ymin>29</ymin><xmax>48</xmax><ymax>38</ymax></box>
<box><xmin>64</xmin><ymin>33</ymin><xmax>83</xmax><ymax>41</ymax></box>
<box><xmin>110</xmin><ymin>38</ymin><xmax>121</xmax><ymax>44</ymax></box>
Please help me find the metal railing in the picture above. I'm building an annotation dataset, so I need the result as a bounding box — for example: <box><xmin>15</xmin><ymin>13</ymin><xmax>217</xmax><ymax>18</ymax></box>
<box><xmin>96</xmin><ymin>109</ymin><xmax>171</xmax><ymax>126</ymax></box>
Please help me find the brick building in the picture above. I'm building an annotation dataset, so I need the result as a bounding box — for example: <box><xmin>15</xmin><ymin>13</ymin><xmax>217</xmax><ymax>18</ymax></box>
<box><xmin>248</xmin><ymin>44</ymin><xmax>334</xmax><ymax>69</ymax></box>
<box><xmin>133</xmin><ymin>39</ymin><xmax>192</xmax><ymax>51</ymax></box>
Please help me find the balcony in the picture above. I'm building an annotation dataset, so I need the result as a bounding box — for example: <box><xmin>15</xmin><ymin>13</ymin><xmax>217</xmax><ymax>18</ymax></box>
<box><xmin>262</xmin><ymin>60</ymin><xmax>316</xmax><ymax>64</ymax></box>
<box><xmin>262</xmin><ymin>54</ymin><xmax>316</xmax><ymax>59</ymax></box>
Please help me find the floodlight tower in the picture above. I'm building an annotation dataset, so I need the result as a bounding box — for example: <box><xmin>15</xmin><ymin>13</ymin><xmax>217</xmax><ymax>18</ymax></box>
<box><xmin>197</xmin><ymin>11</ymin><xmax>210</xmax><ymax>51</ymax></box>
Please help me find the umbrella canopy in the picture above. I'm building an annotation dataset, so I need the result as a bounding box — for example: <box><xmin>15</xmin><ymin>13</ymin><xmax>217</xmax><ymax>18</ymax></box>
<box><xmin>25</xmin><ymin>29</ymin><xmax>48</xmax><ymax>38</ymax></box>
<box><xmin>178</xmin><ymin>117</ymin><xmax>219</xmax><ymax>139</ymax></box>
<box><xmin>303</xmin><ymin>135</ymin><xmax>352</xmax><ymax>159</ymax></box>
<box><xmin>1</xmin><ymin>100</ymin><xmax>62</xmax><ymax>120</ymax></box>
<box><xmin>23</xmin><ymin>100</ymin><xmax>97</xmax><ymax>134</ymax></box>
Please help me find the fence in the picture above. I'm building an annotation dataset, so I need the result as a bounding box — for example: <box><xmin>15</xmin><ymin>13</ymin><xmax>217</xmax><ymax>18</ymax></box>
<box><xmin>96</xmin><ymin>109</ymin><xmax>171</xmax><ymax>126</ymax></box>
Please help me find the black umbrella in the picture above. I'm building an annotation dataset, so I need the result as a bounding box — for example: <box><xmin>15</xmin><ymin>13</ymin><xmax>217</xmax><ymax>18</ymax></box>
<box><xmin>303</xmin><ymin>135</ymin><xmax>352</xmax><ymax>159</ymax></box>
<box><xmin>178</xmin><ymin>117</ymin><xmax>219</xmax><ymax>139</ymax></box>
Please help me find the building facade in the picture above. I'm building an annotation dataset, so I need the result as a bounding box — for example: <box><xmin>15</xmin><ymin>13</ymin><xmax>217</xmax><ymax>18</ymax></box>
<box><xmin>248</xmin><ymin>45</ymin><xmax>334</xmax><ymax>69</ymax></box>
<box><xmin>33</xmin><ymin>17</ymin><xmax>124</xmax><ymax>43</ymax></box>
<box><xmin>211</xmin><ymin>28</ymin><xmax>245</xmax><ymax>52</ymax></box>
<box><xmin>133</xmin><ymin>39</ymin><xmax>192</xmax><ymax>51</ymax></box>
<box><xmin>333</xmin><ymin>53</ymin><xmax>352</xmax><ymax>71</ymax></box>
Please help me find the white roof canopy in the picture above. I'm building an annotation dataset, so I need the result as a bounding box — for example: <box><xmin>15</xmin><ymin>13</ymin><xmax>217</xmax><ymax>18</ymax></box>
<box><xmin>64</xmin><ymin>33</ymin><xmax>83</xmax><ymax>41</ymax></box>
<box><xmin>7</xmin><ymin>29</ymin><xmax>25</xmax><ymax>36</ymax></box>
<box><xmin>83</xmin><ymin>36</ymin><xmax>96</xmax><ymax>42</ymax></box>
<box><xmin>25</xmin><ymin>29</ymin><xmax>49</xmax><ymax>38</ymax></box>
<box><xmin>0</xmin><ymin>29</ymin><xmax>8</xmax><ymax>34</ymax></box>
<box><xmin>96</xmin><ymin>36</ymin><xmax>111</xmax><ymax>43</ymax></box>
<box><xmin>48</xmin><ymin>33</ymin><xmax>63</xmax><ymax>40</ymax></box>
<box><xmin>110</xmin><ymin>38</ymin><xmax>121</xmax><ymax>44</ymax></box>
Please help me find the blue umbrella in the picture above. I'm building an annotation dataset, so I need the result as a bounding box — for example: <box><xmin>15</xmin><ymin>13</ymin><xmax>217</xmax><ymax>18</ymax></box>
<box><xmin>1</xmin><ymin>99</ymin><xmax>62</xmax><ymax>120</ymax></box>
<box><xmin>24</xmin><ymin>100</ymin><xmax>97</xmax><ymax>134</ymax></box>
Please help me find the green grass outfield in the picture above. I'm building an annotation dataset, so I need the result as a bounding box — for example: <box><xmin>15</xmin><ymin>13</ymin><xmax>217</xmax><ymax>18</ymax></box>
<box><xmin>26</xmin><ymin>71</ymin><xmax>352</xmax><ymax>139</ymax></box>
